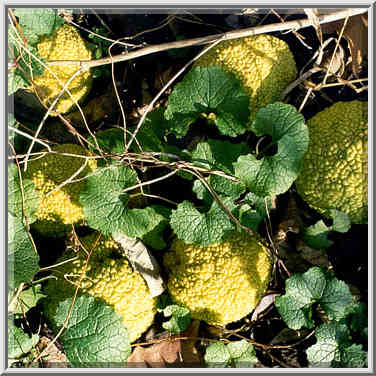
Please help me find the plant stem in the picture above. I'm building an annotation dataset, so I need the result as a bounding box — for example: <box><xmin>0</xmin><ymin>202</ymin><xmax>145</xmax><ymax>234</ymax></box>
<box><xmin>46</xmin><ymin>8</ymin><xmax>367</xmax><ymax>70</ymax></box>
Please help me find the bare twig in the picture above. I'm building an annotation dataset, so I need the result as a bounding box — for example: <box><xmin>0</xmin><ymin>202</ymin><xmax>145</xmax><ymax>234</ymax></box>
<box><xmin>39</xmin><ymin>256</ymin><xmax>79</xmax><ymax>272</ymax></box>
<box><xmin>8</xmin><ymin>126</ymin><xmax>52</xmax><ymax>151</ymax></box>
<box><xmin>124</xmin><ymin>14</ymin><xmax>176</xmax><ymax>41</ymax></box>
<box><xmin>267</xmin><ymin>352</ymin><xmax>293</xmax><ymax>368</ymax></box>
<box><xmin>33</xmin><ymin>233</ymin><xmax>102</xmax><ymax>363</ymax></box>
<box><xmin>263</xmin><ymin>195</ymin><xmax>290</xmax><ymax>278</ymax></box>
<box><xmin>23</xmin><ymin>68</ymin><xmax>85</xmax><ymax>171</ymax></box>
<box><xmin>272</xmin><ymin>8</ymin><xmax>311</xmax><ymax>49</ymax></box>
<box><xmin>125</xmin><ymin>37</ymin><xmax>223</xmax><ymax>151</ymax></box>
<box><xmin>108</xmin><ymin>41</ymin><xmax>128</xmax><ymax>147</ymax></box>
<box><xmin>9</xmin><ymin>12</ymin><xmax>100</xmax><ymax>171</ymax></box>
<box><xmin>140</xmin><ymin>193</ymin><xmax>179</xmax><ymax>207</ymax></box>
<box><xmin>281</xmin><ymin>36</ymin><xmax>345</xmax><ymax>100</ymax></box>
<box><xmin>44</xmin><ymin>156</ymin><xmax>89</xmax><ymax>197</ymax></box>
<box><xmin>317</xmin><ymin>77</ymin><xmax>368</xmax><ymax>89</ymax></box>
<box><xmin>46</xmin><ymin>8</ymin><xmax>368</xmax><ymax>70</ymax></box>
<box><xmin>121</xmin><ymin>169</ymin><xmax>179</xmax><ymax>194</ymax></box>
<box><xmin>298</xmin><ymin>87</ymin><xmax>314</xmax><ymax>113</ymax></box>
<box><xmin>31</xmin><ymin>275</ymin><xmax>58</xmax><ymax>284</ymax></box>
<box><xmin>319</xmin><ymin>15</ymin><xmax>349</xmax><ymax>88</ymax></box>
<box><xmin>304</xmin><ymin>8</ymin><xmax>323</xmax><ymax>44</ymax></box>
<box><xmin>132</xmin><ymin>328</ymin><xmax>315</xmax><ymax>352</ymax></box>
<box><xmin>132</xmin><ymin>336</ymin><xmax>228</xmax><ymax>347</ymax></box>
<box><xmin>89</xmin><ymin>9</ymin><xmax>113</xmax><ymax>34</ymax></box>
<box><xmin>280</xmin><ymin>67</ymin><xmax>321</xmax><ymax>100</ymax></box>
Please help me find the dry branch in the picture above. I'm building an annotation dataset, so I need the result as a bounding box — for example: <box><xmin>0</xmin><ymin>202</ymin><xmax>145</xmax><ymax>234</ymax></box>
<box><xmin>47</xmin><ymin>8</ymin><xmax>368</xmax><ymax>70</ymax></box>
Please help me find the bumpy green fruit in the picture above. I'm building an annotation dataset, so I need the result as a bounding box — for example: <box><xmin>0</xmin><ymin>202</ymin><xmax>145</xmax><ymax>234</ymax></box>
<box><xmin>44</xmin><ymin>233</ymin><xmax>157</xmax><ymax>343</ymax></box>
<box><xmin>195</xmin><ymin>34</ymin><xmax>297</xmax><ymax>124</ymax></box>
<box><xmin>296</xmin><ymin>101</ymin><xmax>368</xmax><ymax>224</ymax></box>
<box><xmin>22</xmin><ymin>144</ymin><xmax>97</xmax><ymax>236</ymax></box>
<box><xmin>164</xmin><ymin>232</ymin><xmax>271</xmax><ymax>326</ymax></box>
<box><xmin>32</xmin><ymin>24</ymin><xmax>92</xmax><ymax>115</ymax></box>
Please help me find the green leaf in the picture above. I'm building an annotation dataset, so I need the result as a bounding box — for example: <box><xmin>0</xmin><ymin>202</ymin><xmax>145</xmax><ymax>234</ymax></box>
<box><xmin>8</xmin><ymin>70</ymin><xmax>28</xmax><ymax>95</ymax></box>
<box><xmin>156</xmin><ymin>293</ymin><xmax>174</xmax><ymax>312</ymax></box>
<box><xmin>165</xmin><ymin>66</ymin><xmax>249</xmax><ymax>138</ymax></box>
<box><xmin>274</xmin><ymin>296</ymin><xmax>314</xmax><ymax>330</ymax></box>
<box><xmin>331</xmin><ymin>210</ymin><xmax>351</xmax><ymax>233</ymax></box>
<box><xmin>345</xmin><ymin>301</ymin><xmax>368</xmax><ymax>339</ymax></box>
<box><xmin>170</xmin><ymin>199</ymin><xmax>236</xmax><ymax>246</ymax></box>
<box><xmin>238</xmin><ymin>204</ymin><xmax>264</xmax><ymax>232</ymax></box>
<box><xmin>88</xmin><ymin>128</ymin><xmax>126</xmax><ymax>161</ymax></box>
<box><xmin>304</xmin><ymin>210</ymin><xmax>351</xmax><ymax>250</ymax></box>
<box><xmin>53</xmin><ymin>295</ymin><xmax>131</xmax><ymax>367</ymax></box>
<box><xmin>204</xmin><ymin>341</ymin><xmax>231</xmax><ymax>368</ymax></box>
<box><xmin>141</xmin><ymin>221</ymin><xmax>168</xmax><ymax>250</ymax></box>
<box><xmin>8</xmin><ymin>318</ymin><xmax>39</xmax><ymax>359</ymax></box>
<box><xmin>240</xmin><ymin>192</ymin><xmax>273</xmax><ymax>232</ymax></box>
<box><xmin>307</xmin><ymin>322</ymin><xmax>366</xmax><ymax>368</ymax></box>
<box><xmin>9</xmin><ymin>284</ymin><xmax>46</xmax><ymax>314</ymax></box>
<box><xmin>306</xmin><ymin>322</ymin><xmax>346</xmax><ymax>367</ymax></box>
<box><xmin>130</xmin><ymin>107</ymin><xmax>170</xmax><ymax>153</ymax></box>
<box><xmin>13</xmin><ymin>8</ymin><xmax>64</xmax><ymax>45</ymax></box>
<box><xmin>238</xmin><ymin>193</ymin><xmax>273</xmax><ymax>232</ymax></box>
<box><xmin>204</xmin><ymin>340</ymin><xmax>257</xmax><ymax>368</ymax></box>
<box><xmin>191</xmin><ymin>140</ymin><xmax>249</xmax><ymax>174</ymax></box>
<box><xmin>87</xmin><ymin>111</ymin><xmax>169</xmax><ymax>158</ymax></box>
<box><xmin>303</xmin><ymin>220</ymin><xmax>333</xmax><ymax>249</ymax></box>
<box><xmin>243</xmin><ymin>192</ymin><xmax>273</xmax><ymax>218</ymax></box>
<box><xmin>191</xmin><ymin>140</ymin><xmax>247</xmax><ymax>204</ymax></box>
<box><xmin>8</xmin><ymin>28</ymin><xmax>45</xmax><ymax>86</ymax></box>
<box><xmin>338</xmin><ymin>344</ymin><xmax>367</xmax><ymax>368</ymax></box>
<box><xmin>275</xmin><ymin>267</ymin><xmax>353</xmax><ymax>330</ymax></box>
<box><xmin>8</xmin><ymin>163</ymin><xmax>39</xmax><ymax>224</ymax></box>
<box><xmin>80</xmin><ymin>166</ymin><xmax>166</xmax><ymax>238</ymax></box>
<box><xmin>141</xmin><ymin>205</ymin><xmax>171</xmax><ymax>250</ymax></box>
<box><xmin>226</xmin><ymin>340</ymin><xmax>251</xmax><ymax>359</ymax></box>
<box><xmin>193</xmin><ymin>176</ymin><xmax>245</xmax><ymax>207</ymax></box>
<box><xmin>8</xmin><ymin>212</ymin><xmax>39</xmax><ymax>290</ymax></box>
<box><xmin>233</xmin><ymin>103</ymin><xmax>308</xmax><ymax>197</ymax></box>
<box><xmin>320</xmin><ymin>278</ymin><xmax>354</xmax><ymax>321</ymax></box>
<box><xmin>162</xmin><ymin>305</ymin><xmax>191</xmax><ymax>334</ymax></box>
<box><xmin>227</xmin><ymin>340</ymin><xmax>257</xmax><ymax>368</ymax></box>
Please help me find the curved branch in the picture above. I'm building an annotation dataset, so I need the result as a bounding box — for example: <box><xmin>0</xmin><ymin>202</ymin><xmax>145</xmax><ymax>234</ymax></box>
<box><xmin>47</xmin><ymin>8</ymin><xmax>368</xmax><ymax>70</ymax></box>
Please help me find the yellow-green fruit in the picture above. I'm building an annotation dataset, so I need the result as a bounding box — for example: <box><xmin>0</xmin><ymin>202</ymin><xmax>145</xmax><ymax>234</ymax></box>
<box><xmin>195</xmin><ymin>34</ymin><xmax>297</xmax><ymax>124</ymax></box>
<box><xmin>296</xmin><ymin>101</ymin><xmax>368</xmax><ymax>224</ymax></box>
<box><xmin>44</xmin><ymin>233</ymin><xmax>157</xmax><ymax>343</ymax></box>
<box><xmin>23</xmin><ymin>144</ymin><xmax>97</xmax><ymax>236</ymax></box>
<box><xmin>32</xmin><ymin>24</ymin><xmax>92</xmax><ymax>115</ymax></box>
<box><xmin>164</xmin><ymin>233</ymin><xmax>272</xmax><ymax>326</ymax></box>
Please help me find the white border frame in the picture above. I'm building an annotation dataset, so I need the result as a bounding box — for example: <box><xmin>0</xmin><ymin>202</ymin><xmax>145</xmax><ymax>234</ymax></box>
<box><xmin>2</xmin><ymin>1</ymin><xmax>374</xmax><ymax>374</ymax></box>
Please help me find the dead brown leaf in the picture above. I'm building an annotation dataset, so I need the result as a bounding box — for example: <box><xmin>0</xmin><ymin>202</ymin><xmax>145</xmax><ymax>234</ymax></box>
<box><xmin>37</xmin><ymin>336</ymin><xmax>68</xmax><ymax>368</ymax></box>
<box><xmin>321</xmin><ymin>14</ymin><xmax>368</xmax><ymax>76</ymax></box>
<box><xmin>113</xmin><ymin>233</ymin><xmax>165</xmax><ymax>298</ymax></box>
<box><xmin>127</xmin><ymin>320</ymin><xmax>203</xmax><ymax>368</ymax></box>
